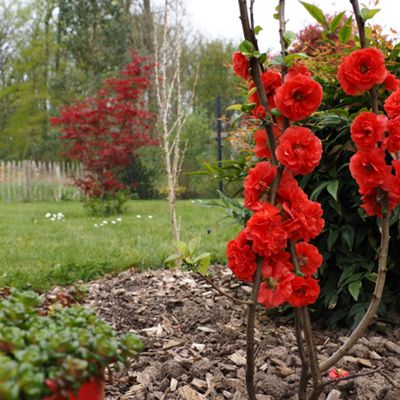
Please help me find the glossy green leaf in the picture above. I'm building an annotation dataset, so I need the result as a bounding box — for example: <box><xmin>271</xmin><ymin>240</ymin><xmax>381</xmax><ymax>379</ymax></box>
<box><xmin>327</xmin><ymin>180</ymin><xmax>339</xmax><ymax>201</ymax></box>
<box><xmin>360</xmin><ymin>7</ymin><xmax>380</xmax><ymax>21</ymax></box>
<box><xmin>339</xmin><ymin>16</ymin><xmax>353</xmax><ymax>43</ymax></box>
<box><xmin>239</xmin><ymin>40</ymin><xmax>254</xmax><ymax>55</ymax></box>
<box><xmin>254</xmin><ymin>25</ymin><xmax>263</xmax><ymax>35</ymax></box>
<box><xmin>330</xmin><ymin>11</ymin><xmax>345</xmax><ymax>33</ymax></box>
<box><xmin>348</xmin><ymin>280</ymin><xmax>362</xmax><ymax>301</ymax></box>
<box><xmin>299</xmin><ymin>1</ymin><xmax>327</xmax><ymax>26</ymax></box>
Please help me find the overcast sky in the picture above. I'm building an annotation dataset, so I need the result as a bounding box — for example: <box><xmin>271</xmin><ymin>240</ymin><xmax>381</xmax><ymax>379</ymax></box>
<box><xmin>181</xmin><ymin>0</ymin><xmax>400</xmax><ymax>51</ymax></box>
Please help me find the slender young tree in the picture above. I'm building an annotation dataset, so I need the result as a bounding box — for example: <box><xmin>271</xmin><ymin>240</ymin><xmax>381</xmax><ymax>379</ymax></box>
<box><xmin>153</xmin><ymin>0</ymin><xmax>197</xmax><ymax>241</ymax></box>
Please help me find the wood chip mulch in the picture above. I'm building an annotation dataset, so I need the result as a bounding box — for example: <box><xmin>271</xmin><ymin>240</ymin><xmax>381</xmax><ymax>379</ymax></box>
<box><xmin>83</xmin><ymin>265</ymin><xmax>400</xmax><ymax>400</ymax></box>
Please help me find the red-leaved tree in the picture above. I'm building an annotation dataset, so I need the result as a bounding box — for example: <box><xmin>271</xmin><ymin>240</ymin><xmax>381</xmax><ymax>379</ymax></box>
<box><xmin>51</xmin><ymin>53</ymin><xmax>156</xmax><ymax>204</ymax></box>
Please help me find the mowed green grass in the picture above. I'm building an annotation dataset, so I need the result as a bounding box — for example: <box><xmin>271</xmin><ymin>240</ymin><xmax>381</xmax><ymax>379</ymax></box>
<box><xmin>0</xmin><ymin>200</ymin><xmax>239</xmax><ymax>291</ymax></box>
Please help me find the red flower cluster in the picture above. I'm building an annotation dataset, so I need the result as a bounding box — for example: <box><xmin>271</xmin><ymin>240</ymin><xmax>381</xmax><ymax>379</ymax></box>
<box><xmin>228</xmin><ymin>56</ymin><xmax>324</xmax><ymax>309</ymax></box>
<box><xmin>341</xmin><ymin>49</ymin><xmax>400</xmax><ymax>216</ymax></box>
<box><xmin>338</xmin><ymin>48</ymin><xmax>387</xmax><ymax>95</ymax></box>
<box><xmin>276</xmin><ymin>126</ymin><xmax>322</xmax><ymax>175</ymax></box>
<box><xmin>232</xmin><ymin>52</ymin><xmax>250</xmax><ymax>80</ymax></box>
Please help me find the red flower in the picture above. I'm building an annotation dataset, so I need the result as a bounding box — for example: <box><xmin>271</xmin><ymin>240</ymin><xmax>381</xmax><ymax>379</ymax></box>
<box><xmin>337</xmin><ymin>48</ymin><xmax>387</xmax><ymax>95</ymax></box>
<box><xmin>262</xmin><ymin>250</ymin><xmax>293</xmax><ymax>279</ymax></box>
<box><xmin>258</xmin><ymin>270</ymin><xmax>294</xmax><ymax>308</ymax></box>
<box><xmin>385</xmin><ymin>89</ymin><xmax>400</xmax><ymax>119</ymax></box>
<box><xmin>295</xmin><ymin>242</ymin><xmax>323</xmax><ymax>276</ymax></box>
<box><xmin>253</xmin><ymin>129</ymin><xmax>271</xmax><ymax>158</ymax></box>
<box><xmin>384</xmin><ymin>73</ymin><xmax>399</xmax><ymax>91</ymax></box>
<box><xmin>232</xmin><ymin>52</ymin><xmax>250</xmax><ymax>80</ymax></box>
<box><xmin>252</xmin><ymin>105</ymin><xmax>266</xmax><ymax>119</ymax></box>
<box><xmin>282</xmin><ymin>194</ymin><xmax>325</xmax><ymax>242</ymax></box>
<box><xmin>274</xmin><ymin>74</ymin><xmax>323</xmax><ymax>121</ymax></box>
<box><xmin>349</xmin><ymin>149</ymin><xmax>389</xmax><ymax>193</ymax></box>
<box><xmin>284</xmin><ymin>63</ymin><xmax>311</xmax><ymax>82</ymax></box>
<box><xmin>276</xmin><ymin>127</ymin><xmax>322</xmax><ymax>175</ymax></box>
<box><xmin>249</xmin><ymin>70</ymin><xmax>282</xmax><ymax>108</ymax></box>
<box><xmin>245</xmin><ymin>204</ymin><xmax>288</xmax><ymax>257</ymax></box>
<box><xmin>360</xmin><ymin>164</ymin><xmax>400</xmax><ymax>216</ymax></box>
<box><xmin>288</xmin><ymin>276</ymin><xmax>320</xmax><ymax>307</ymax></box>
<box><xmin>350</xmin><ymin>112</ymin><xmax>386</xmax><ymax>151</ymax></box>
<box><xmin>226</xmin><ymin>230</ymin><xmax>257</xmax><ymax>282</ymax></box>
<box><xmin>276</xmin><ymin>170</ymin><xmax>307</xmax><ymax>204</ymax></box>
<box><xmin>386</xmin><ymin>117</ymin><xmax>400</xmax><ymax>153</ymax></box>
<box><xmin>244</xmin><ymin>161</ymin><xmax>277</xmax><ymax>211</ymax></box>
<box><xmin>328</xmin><ymin>368</ymin><xmax>350</xmax><ymax>380</ymax></box>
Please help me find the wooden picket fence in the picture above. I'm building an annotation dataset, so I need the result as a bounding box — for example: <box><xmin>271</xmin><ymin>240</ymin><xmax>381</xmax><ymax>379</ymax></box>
<box><xmin>0</xmin><ymin>160</ymin><xmax>83</xmax><ymax>203</ymax></box>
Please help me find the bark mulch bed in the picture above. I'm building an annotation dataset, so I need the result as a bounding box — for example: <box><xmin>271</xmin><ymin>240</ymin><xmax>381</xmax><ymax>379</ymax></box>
<box><xmin>83</xmin><ymin>265</ymin><xmax>400</xmax><ymax>400</ymax></box>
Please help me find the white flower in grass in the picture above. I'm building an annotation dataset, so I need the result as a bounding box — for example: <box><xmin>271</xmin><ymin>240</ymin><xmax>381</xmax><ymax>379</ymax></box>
<box><xmin>136</xmin><ymin>215</ymin><xmax>141</xmax><ymax>218</ymax></box>
<box><xmin>102</xmin><ymin>220</ymin><xmax>108</xmax><ymax>224</ymax></box>
<box><xmin>45</xmin><ymin>212</ymin><xmax>51</xmax><ymax>218</ymax></box>
<box><xmin>94</xmin><ymin>224</ymin><xmax>99</xmax><ymax>228</ymax></box>
<box><xmin>111</xmin><ymin>221</ymin><xmax>116</xmax><ymax>224</ymax></box>
<box><xmin>50</xmin><ymin>217</ymin><xmax>56</xmax><ymax>221</ymax></box>
<box><xmin>191</xmin><ymin>200</ymin><xmax>195</xmax><ymax>203</ymax></box>
<box><xmin>148</xmin><ymin>215</ymin><xmax>153</xmax><ymax>219</ymax></box>
<box><xmin>117</xmin><ymin>217</ymin><xmax>122</xmax><ymax>222</ymax></box>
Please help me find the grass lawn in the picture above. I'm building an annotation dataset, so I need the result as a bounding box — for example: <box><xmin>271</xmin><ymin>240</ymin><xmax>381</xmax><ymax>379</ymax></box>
<box><xmin>0</xmin><ymin>200</ymin><xmax>239</xmax><ymax>291</ymax></box>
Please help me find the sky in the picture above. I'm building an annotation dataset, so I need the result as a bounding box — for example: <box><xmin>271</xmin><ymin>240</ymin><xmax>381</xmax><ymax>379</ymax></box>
<box><xmin>182</xmin><ymin>0</ymin><xmax>400</xmax><ymax>51</ymax></box>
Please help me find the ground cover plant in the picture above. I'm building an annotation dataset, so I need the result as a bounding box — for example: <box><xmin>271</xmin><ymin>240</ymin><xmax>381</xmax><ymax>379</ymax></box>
<box><xmin>0</xmin><ymin>200</ymin><xmax>237</xmax><ymax>291</ymax></box>
<box><xmin>0</xmin><ymin>289</ymin><xmax>143</xmax><ymax>400</ymax></box>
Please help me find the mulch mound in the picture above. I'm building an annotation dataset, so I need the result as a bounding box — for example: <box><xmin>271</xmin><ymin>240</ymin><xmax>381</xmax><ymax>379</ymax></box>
<box><xmin>84</xmin><ymin>265</ymin><xmax>400</xmax><ymax>400</ymax></box>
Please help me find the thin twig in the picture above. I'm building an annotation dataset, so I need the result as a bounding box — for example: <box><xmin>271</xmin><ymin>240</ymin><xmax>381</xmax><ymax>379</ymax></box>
<box><xmin>294</xmin><ymin>308</ymin><xmax>309</xmax><ymax>400</ymax></box>
<box><xmin>301</xmin><ymin>307</ymin><xmax>323</xmax><ymax>400</ymax></box>
<box><xmin>238</xmin><ymin>0</ymin><xmax>277</xmax><ymax>165</ymax></box>
<box><xmin>195</xmin><ymin>272</ymin><xmax>252</xmax><ymax>306</ymax></box>
<box><xmin>245</xmin><ymin>257</ymin><xmax>263</xmax><ymax>400</ymax></box>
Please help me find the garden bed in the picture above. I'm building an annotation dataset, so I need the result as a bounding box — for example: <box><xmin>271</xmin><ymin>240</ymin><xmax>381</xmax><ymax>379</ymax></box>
<box><xmin>84</xmin><ymin>266</ymin><xmax>400</xmax><ymax>400</ymax></box>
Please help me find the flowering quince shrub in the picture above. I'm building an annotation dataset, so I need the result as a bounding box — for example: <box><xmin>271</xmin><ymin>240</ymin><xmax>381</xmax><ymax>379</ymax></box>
<box><xmin>227</xmin><ymin>53</ymin><xmax>325</xmax><ymax>310</ymax></box>
<box><xmin>337</xmin><ymin>47</ymin><xmax>400</xmax><ymax>217</ymax></box>
<box><xmin>51</xmin><ymin>53</ymin><xmax>156</xmax><ymax>215</ymax></box>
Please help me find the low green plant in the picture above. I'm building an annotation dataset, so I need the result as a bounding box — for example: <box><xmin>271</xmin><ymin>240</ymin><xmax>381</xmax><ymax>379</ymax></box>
<box><xmin>83</xmin><ymin>191</ymin><xmax>129</xmax><ymax>217</ymax></box>
<box><xmin>165</xmin><ymin>238</ymin><xmax>211</xmax><ymax>275</ymax></box>
<box><xmin>0</xmin><ymin>289</ymin><xmax>143</xmax><ymax>400</ymax></box>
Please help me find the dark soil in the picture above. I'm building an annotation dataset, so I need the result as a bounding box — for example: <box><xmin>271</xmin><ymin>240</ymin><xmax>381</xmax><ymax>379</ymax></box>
<box><xmin>83</xmin><ymin>265</ymin><xmax>400</xmax><ymax>400</ymax></box>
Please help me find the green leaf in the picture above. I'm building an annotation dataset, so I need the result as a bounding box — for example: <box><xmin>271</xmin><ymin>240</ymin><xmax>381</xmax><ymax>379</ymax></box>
<box><xmin>283</xmin><ymin>30</ymin><xmax>297</xmax><ymax>45</ymax></box>
<box><xmin>310</xmin><ymin>181</ymin><xmax>330</xmax><ymax>201</ymax></box>
<box><xmin>226</xmin><ymin>104</ymin><xmax>243</xmax><ymax>111</ymax></box>
<box><xmin>164</xmin><ymin>253</ymin><xmax>181</xmax><ymax>265</ymax></box>
<box><xmin>273</xmin><ymin>13</ymin><xmax>279</xmax><ymax>20</ymax></box>
<box><xmin>360</xmin><ymin>7</ymin><xmax>380</xmax><ymax>21</ymax></box>
<box><xmin>271</xmin><ymin>108</ymin><xmax>281</xmax><ymax>117</ymax></box>
<box><xmin>284</xmin><ymin>52</ymin><xmax>308</xmax><ymax>65</ymax></box>
<box><xmin>248</xmin><ymin>87</ymin><xmax>257</xmax><ymax>97</ymax></box>
<box><xmin>258</xmin><ymin>53</ymin><xmax>267</xmax><ymax>64</ymax></box>
<box><xmin>348</xmin><ymin>280</ymin><xmax>362</xmax><ymax>301</ymax></box>
<box><xmin>194</xmin><ymin>252</ymin><xmax>211</xmax><ymax>275</ymax></box>
<box><xmin>341</xmin><ymin>225</ymin><xmax>355</xmax><ymax>251</ymax></box>
<box><xmin>254</xmin><ymin>25</ymin><xmax>263</xmax><ymax>35</ymax></box>
<box><xmin>239</xmin><ymin>40</ymin><xmax>254</xmax><ymax>55</ymax></box>
<box><xmin>299</xmin><ymin>1</ymin><xmax>327</xmax><ymax>27</ymax></box>
<box><xmin>339</xmin><ymin>16</ymin><xmax>353</xmax><ymax>43</ymax></box>
<box><xmin>330</xmin><ymin>11</ymin><xmax>345</xmax><ymax>33</ymax></box>
<box><xmin>175</xmin><ymin>241</ymin><xmax>189</xmax><ymax>257</ymax></box>
<box><xmin>327</xmin><ymin>229</ymin><xmax>339</xmax><ymax>251</ymax></box>
<box><xmin>327</xmin><ymin>180</ymin><xmax>339</xmax><ymax>201</ymax></box>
